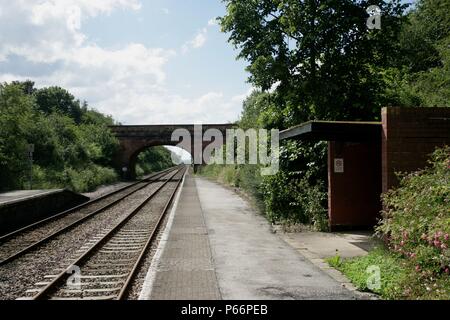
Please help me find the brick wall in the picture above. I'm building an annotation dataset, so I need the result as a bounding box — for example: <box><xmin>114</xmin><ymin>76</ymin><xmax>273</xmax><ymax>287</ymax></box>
<box><xmin>382</xmin><ymin>107</ymin><xmax>450</xmax><ymax>193</ymax></box>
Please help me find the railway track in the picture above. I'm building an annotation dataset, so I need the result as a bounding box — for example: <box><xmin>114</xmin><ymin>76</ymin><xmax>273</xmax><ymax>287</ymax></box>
<box><xmin>17</xmin><ymin>165</ymin><xmax>186</xmax><ymax>300</ymax></box>
<box><xmin>0</xmin><ymin>166</ymin><xmax>181</xmax><ymax>266</ymax></box>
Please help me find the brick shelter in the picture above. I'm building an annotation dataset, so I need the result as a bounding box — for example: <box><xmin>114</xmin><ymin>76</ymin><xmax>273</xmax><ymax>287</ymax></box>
<box><xmin>280</xmin><ymin>107</ymin><xmax>450</xmax><ymax>231</ymax></box>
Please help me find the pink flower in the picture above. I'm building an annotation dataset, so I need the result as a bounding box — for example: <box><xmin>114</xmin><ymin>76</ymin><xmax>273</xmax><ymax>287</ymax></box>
<box><xmin>445</xmin><ymin>268</ymin><xmax>449</xmax><ymax>274</ymax></box>
<box><xmin>441</xmin><ymin>243</ymin><xmax>448</xmax><ymax>250</ymax></box>
<box><xmin>444</xmin><ymin>234</ymin><xmax>449</xmax><ymax>241</ymax></box>
<box><xmin>410</xmin><ymin>253</ymin><xmax>416</xmax><ymax>258</ymax></box>
<box><xmin>434</xmin><ymin>240</ymin><xmax>441</xmax><ymax>248</ymax></box>
<box><xmin>416</xmin><ymin>265</ymin><xmax>421</xmax><ymax>272</ymax></box>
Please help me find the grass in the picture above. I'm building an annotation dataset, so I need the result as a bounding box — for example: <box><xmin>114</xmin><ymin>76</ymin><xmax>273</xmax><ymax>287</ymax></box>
<box><xmin>326</xmin><ymin>247</ymin><xmax>450</xmax><ymax>300</ymax></box>
<box><xmin>198</xmin><ymin>164</ymin><xmax>239</xmax><ymax>186</ymax></box>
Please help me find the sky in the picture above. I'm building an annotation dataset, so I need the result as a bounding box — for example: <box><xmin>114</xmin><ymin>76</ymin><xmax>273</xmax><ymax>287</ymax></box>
<box><xmin>0</xmin><ymin>1</ymin><xmax>415</xmax><ymax>161</ymax></box>
<box><xmin>0</xmin><ymin>0</ymin><xmax>417</xmax><ymax>126</ymax></box>
<box><xmin>0</xmin><ymin>0</ymin><xmax>252</xmax><ymax>126</ymax></box>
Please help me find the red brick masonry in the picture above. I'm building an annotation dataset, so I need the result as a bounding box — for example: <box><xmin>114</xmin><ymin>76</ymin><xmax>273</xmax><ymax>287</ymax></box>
<box><xmin>382</xmin><ymin>107</ymin><xmax>450</xmax><ymax>193</ymax></box>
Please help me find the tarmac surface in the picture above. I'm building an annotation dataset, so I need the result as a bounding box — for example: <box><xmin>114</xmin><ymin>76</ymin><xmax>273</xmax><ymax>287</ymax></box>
<box><xmin>142</xmin><ymin>172</ymin><xmax>360</xmax><ymax>300</ymax></box>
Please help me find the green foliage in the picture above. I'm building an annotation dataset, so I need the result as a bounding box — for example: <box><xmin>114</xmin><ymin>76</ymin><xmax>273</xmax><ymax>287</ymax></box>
<box><xmin>220</xmin><ymin>0</ymin><xmax>408</xmax><ymax>123</ymax></box>
<box><xmin>217</xmin><ymin>0</ymin><xmax>407</xmax><ymax>230</ymax></box>
<box><xmin>0</xmin><ymin>81</ymin><xmax>119</xmax><ymax>192</ymax></box>
<box><xmin>397</xmin><ymin>0</ymin><xmax>450</xmax><ymax>73</ymax></box>
<box><xmin>326</xmin><ymin>254</ymin><xmax>342</xmax><ymax>269</ymax></box>
<box><xmin>0</xmin><ymin>83</ymin><xmax>38</xmax><ymax>189</ymax></box>
<box><xmin>0</xmin><ymin>81</ymin><xmax>178</xmax><ymax>192</ymax></box>
<box><xmin>261</xmin><ymin>140</ymin><xmax>328</xmax><ymax>230</ymax></box>
<box><xmin>63</xmin><ymin>165</ymin><xmax>118</xmax><ymax>192</ymax></box>
<box><xmin>31</xmin><ymin>164</ymin><xmax>118</xmax><ymax>193</ymax></box>
<box><xmin>34</xmin><ymin>86</ymin><xmax>85</xmax><ymax>124</ymax></box>
<box><xmin>198</xmin><ymin>163</ymin><xmax>266</xmax><ymax>211</ymax></box>
<box><xmin>0</xmin><ymin>82</ymin><xmax>120</xmax><ymax>192</ymax></box>
<box><xmin>376</xmin><ymin>146</ymin><xmax>450</xmax><ymax>275</ymax></box>
<box><xmin>239</xmin><ymin>91</ymin><xmax>272</xmax><ymax>129</ymax></box>
<box><xmin>368</xmin><ymin>146</ymin><xmax>450</xmax><ymax>299</ymax></box>
<box><xmin>387</xmin><ymin>0</ymin><xmax>450</xmax><ymax>107</ymax></box>
<box><xmin>135</xmin><ymin>146</ymin><xmax>177</xmax><ymax>177</ymax></box>
<box><xmin>329</xmin><ymin>247</ymin><xmax>411</xmax><ymax>299</ymax></box>
<box><xmin>199</xmin><ymin>91</ymin><xmax>329</xmax><ymax>230</ymax></box>
<box><xmin>77</xmin><ymin>123</ymin><xmax>119</xmax><ymax>166</ymax></box>
<box><xmin>330</xmin><ymin>246</ymin><xmax>450</xmax><ymax>299</ymax></box>
<box><xmin>407</xmin><ymin>37</ymin><xmax>450</xmax><ymax>107</ymax></box>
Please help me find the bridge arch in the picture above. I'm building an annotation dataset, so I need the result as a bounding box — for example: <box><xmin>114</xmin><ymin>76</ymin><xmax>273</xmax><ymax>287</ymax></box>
<box><xmin>109</xmin><ymin>124</ymin><xmax>233</xmax><ymax>179</ymax></box>
<box><xmin>128</xmin><ymin>143</ymin><xmax>191</xmax><ymax>179</ymax></box>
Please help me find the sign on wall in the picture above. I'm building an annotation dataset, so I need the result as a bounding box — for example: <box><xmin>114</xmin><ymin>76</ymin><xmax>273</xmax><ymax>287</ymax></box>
<box><xmin>334</xmin><ymin>158</ymin><xmax>344</xmax><ymax>173</ymax></box>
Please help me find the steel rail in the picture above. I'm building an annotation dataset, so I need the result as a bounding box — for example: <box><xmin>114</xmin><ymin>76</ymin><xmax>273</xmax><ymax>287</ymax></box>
<box><xmin>117</xmin><ymin>167</ymin><xmax>186</xmax><ymax>299</ymax></box>
<box><xmin>31</xmin><ymin>166</ymin><xmax>185</xmax><ymax>300</ymax></box>
<box><xmin>0</xmin><ymin>166</ymin><xmax>182</xmax><ymax>266</ymax></box>
<box><xmin>0</xmin><ymin>166</ymin><xmax>177</xmax><ymax>244</ymax></box>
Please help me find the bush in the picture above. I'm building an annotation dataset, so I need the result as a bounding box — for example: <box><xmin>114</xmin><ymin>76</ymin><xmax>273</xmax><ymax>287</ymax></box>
<box><xmin>0</xmin><ymin>82</ymin><xmax>121</xmax><ymax>192</ymax></box>
<box><xmin>261</xmin><ymin>140</ymin><xmax>328</xmax><ymax>230</ymax></box>
<box><xmin>329</xmin><ymin>246</ymin><xmax>450</xmax><ymax>300</ymax></box>
<box><xmin>64</xmin><ymin>165</ymin><xmax>118</xmax><ymax>193</ymax></box>
<box><xmin>30</xmin><ymin>164</ymin><xmax>118</xmax><ymax>193</ymax></box>
<box><xmin>136</xmin><ymin>146</ymin><xmax>175</xmax><ymax>177</ymax></box>
<box><xmin>376</xmin><ymin>146</ymin><xmax>450</xmax><ymax>276</ymax></box>
<box><xmin>262</xmin><ymin>170</ymin><xmax>328</xmax><ymax>230</ymax></box>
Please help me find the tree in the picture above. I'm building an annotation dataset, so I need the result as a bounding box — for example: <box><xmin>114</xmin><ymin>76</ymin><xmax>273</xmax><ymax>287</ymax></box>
<box><xmin>0</xmin><ymin>82</ymin><xmax>119</xmax><ymax>191</ymax></box>
<box><xmin>136</xmin><ymin>147</ymin><xmax>176</xmax><ymax>175</ymax></box>
<box><xmin>0</xmin><ymin>83</ymin><xmax>38</xmax><ymax>190</ymax></box>
<box><xmin>34</xmin><ymin>86</ymin><xmax>84</xmax><ymax>124</ymax></box>
<box><xmin>220</xmin><ymin>0</ymin><xmax>408</xmax><ymax>125</ymax></box>
<box><xmin>239</xmin><ymin>90</ymin><xmax>271</xmax><ymax>129</ymax></box>
<box><xmin>386</xmin><ymin>0</ymin><xmax>450</xmax><ymax>107</ymax></box>
<box><xmin>397</xmin><ymin>0</ymin><xmax>450</xmax><ymax>73</ymax></box>
<box><xmin>11</xmin><ymin>80</ymin><xmax>36</xmax><ymax>95</ymax></box>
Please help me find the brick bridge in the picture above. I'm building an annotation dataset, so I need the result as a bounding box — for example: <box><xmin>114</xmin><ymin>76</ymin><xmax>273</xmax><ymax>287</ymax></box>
<box><xmin>109</xmin><ymin>124</ymin><xmax>233</xmax><ymax>179</ymax></box>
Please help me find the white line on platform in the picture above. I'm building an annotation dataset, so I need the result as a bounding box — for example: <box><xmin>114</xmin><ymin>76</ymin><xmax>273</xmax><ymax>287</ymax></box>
<box><xmin>138</xmin><ymin>169</ymin><xmax>187</xmax><ymax>300</ymax></box>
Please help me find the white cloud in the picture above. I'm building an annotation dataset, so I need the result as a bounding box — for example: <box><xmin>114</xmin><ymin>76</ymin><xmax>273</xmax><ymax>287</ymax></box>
<box><xmin>0</xmin><ymin>0</ymin><xmax>142</xmax><ymax>61</ymax></box>
<box><xmin>162</xmin><ymin>7</ymin><xmax>169</xmax><ymax>15</ymax></box>
<box><xmin>182</xmin><ymin>28</ymin><xmax>208</xmax><ymax>54</ymax></box>
<box><xmin>93</xmin><ymin>89</ymin><xmax>248</xmax><ymax>125</ymax></box>
<box><xmin>180</xmin><ymin>17</ymin><xmax>222</xmax><ymax>54</ymax></box>
<box><xmin>208</xmin><ymin>18</ymin><xmax>218</xmax><ymax>26</ymax></box>
<box><xmin>231</xmin><ymin>88</ymin><xmax>254</xmax><ymax>103</ymax></box>
<box><xmin>0</xmin><ymin>1</ymin><xmax>248</xmax><ymax>126</ymax></box>
<box><xmin>191</xmin><ymin>29</ymin><xmax>207</xmax><ymax>48</ymax></box>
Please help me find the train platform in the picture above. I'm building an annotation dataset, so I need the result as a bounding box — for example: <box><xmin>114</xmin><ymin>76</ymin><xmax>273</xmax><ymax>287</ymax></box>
<box><xmin>0</xmin><ymin>190</ymin><xmax>61</xmax><ymax>205</ymax></box>
<box><xmin>0</xmin><ymin>189</ymin><xmax>89</xmax><ymax>237</ymax></box>
<box><xmin>140</xmin><ymin>172</ymin><xmax>221</xmax><ymax>300</ymax></box>
<box><xmin>140</xmin><ymin>172</ymin><xmax>365</xmax><ymax>300</ymax></box>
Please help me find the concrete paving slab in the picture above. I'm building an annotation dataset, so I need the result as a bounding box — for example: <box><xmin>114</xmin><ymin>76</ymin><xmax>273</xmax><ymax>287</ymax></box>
<box><xmin>279</xmin><ymin>231</ymin><xmax>379</xmax><ymax>260</ymax></box>
<box><xmin>195</xmin><ymin>177</ymin><xmax>358</xmax><ymax>300</ymax></box>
